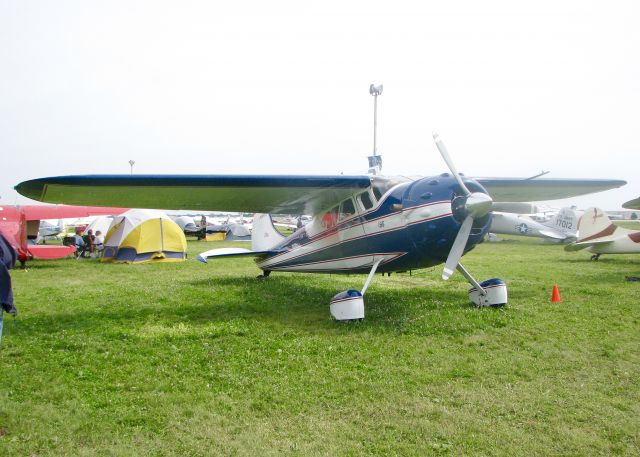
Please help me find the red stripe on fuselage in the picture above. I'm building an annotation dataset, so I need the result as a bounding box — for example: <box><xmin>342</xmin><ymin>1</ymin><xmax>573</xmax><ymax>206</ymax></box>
<box><xmin>260</xmin><ymin>211</ymin><xmax>450</xmax><ymax>269</ymax></box>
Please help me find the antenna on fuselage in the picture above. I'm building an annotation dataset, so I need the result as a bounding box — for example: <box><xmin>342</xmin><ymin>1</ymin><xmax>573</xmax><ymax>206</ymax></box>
<box><xmin>525</xmin><ymin>170</ymin><xmax>550</xmax><ymax>180</ymax></box>
<box><xmin>368</xmin><ymin>83</ymin><xmax>383</xmax><ymax>175</ymax></box>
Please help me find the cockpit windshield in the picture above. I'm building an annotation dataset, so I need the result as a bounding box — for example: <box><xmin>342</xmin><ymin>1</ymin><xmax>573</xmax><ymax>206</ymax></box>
<box><xmin>370</xmin><ymin>176</ymin><xmax>410</xmax><ymax>201</ymax></box>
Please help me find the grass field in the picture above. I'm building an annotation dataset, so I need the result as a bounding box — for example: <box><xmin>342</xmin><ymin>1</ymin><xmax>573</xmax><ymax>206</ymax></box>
<box><xmin>1</xmin><ymin>237</ymin><xmax>639</xmax><ymax>456</ymax></box>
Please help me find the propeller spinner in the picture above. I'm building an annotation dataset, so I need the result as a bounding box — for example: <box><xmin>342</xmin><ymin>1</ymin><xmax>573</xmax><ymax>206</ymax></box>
<box><xmin>433</xmin><ymin>133</ymin><xmax>493</xmax><ymax>280</ymax></box>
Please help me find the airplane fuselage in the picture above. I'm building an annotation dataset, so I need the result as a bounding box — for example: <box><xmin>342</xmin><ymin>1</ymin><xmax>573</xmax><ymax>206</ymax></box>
<box><xmin>587</xmin><ymin>232</ymin><xmax>640</xmax><ymax>254</ymax></box>
<box><xmin>255</xmin><ymin>175</ymin><xmax>492</xmax><ymax>274</ymax></box>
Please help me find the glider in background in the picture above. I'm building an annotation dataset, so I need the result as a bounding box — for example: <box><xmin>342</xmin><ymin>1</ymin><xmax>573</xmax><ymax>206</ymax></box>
<box><xmin>15</xmin><ymin>135</ymin><xmax>626</xmax><ymax>318</ymax></box>
<box><xmin>565</xmin><ymin>207</ymin><xmax>640</xmax><ymax>260</ymax></box>
<box><xmin>0</xmin><ymin>204</ymin><xmax>127</xmax><ymax>266</ymax></box>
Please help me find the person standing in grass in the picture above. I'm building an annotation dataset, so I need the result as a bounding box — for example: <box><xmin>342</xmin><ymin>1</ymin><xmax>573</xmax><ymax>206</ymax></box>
<box><xmin>0</xmin><ymin>233</ymin><xmax>18</xmax><ymax>344</ymax></box>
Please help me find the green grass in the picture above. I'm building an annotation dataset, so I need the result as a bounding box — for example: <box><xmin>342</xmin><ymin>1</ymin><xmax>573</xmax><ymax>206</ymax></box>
<box><xmin>1</xmin><ymin>238</ymin><xmax>639</xmax><ymax>456</ymax></box>
<box><xmin>615</xmin><ymin>220</ymin><xmax>640</xmax><ymax>230</ymax></box>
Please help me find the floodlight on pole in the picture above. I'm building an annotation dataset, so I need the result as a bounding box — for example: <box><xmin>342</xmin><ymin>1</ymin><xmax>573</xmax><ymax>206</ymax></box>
<box><xmin>129</xmin><ymin>160</ymin><xmax>135</xmax><ymax>175</ymax></box>
<box><xmin>368</xmin><ymin>83</ymin><xmax>383</xmax><ymax>175</ymax></box>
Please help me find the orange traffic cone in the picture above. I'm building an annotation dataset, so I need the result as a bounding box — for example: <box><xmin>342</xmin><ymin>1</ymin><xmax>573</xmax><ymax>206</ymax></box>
<box><xmin>551</xmin><ymin>284</ymin><xmax>562</xmax><ymax>303</ymax></box>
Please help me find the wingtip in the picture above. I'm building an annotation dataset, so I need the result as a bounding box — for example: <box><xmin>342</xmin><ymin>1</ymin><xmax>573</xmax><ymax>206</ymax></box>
<box><xmin>196</xmin><ymin>255</ymin><xmax>207</xmax><ymax>263</ymax></box>
<box><xmin>14</xmin><ymin>179</ymin><xmax>45</xmax><ymax>201</ymax></box>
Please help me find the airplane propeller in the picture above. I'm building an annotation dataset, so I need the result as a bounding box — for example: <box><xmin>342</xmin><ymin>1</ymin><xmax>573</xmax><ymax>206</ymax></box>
<box><xmin>433</xmin><ymin>133</ymin><xmax>493</xmax><ymax>280</ymax></box>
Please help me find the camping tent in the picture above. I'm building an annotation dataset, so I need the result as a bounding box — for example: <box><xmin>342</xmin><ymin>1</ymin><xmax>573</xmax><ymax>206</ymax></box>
<box><xmin>102</xmin><ymin>209</ymin><xmax>187</xmax><ymax>263</ymax></box>
<box><xmin>86</xmin><ymin>215</ymin><xmax>115</xmax><ymax>237</ymax></box>
<box><xmin>172</xmin><ymin>216</ymin><xmax>198</xmax><ymax>232</ymax></box>
<box><xmin>225</xmin><ymin>223</ymin><xmax>251</xmax><ymax>241</ymax></box>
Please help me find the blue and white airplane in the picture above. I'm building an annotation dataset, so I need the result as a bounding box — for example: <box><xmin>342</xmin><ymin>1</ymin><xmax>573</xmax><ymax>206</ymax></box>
<box><xmin>15</xmin><ymin>135</ymin><xmax>626</xmax><ymax>319</ymax></box>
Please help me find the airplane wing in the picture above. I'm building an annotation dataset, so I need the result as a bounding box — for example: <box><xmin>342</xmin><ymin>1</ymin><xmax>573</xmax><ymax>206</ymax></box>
<box><xmin>16</xmin><ymin>175</ymin><xmax>372</xmax><ymax>215</ymax></box>
<box><xmin>476</xmin><ymin>178</ymin><xmax>626</xmax><ymax>202</ymax></box>
<box><xmin>20</xmin><ymin>205</ymin><xmax>128</xmax><ymax>221</ymax></box>
<box><xmin>623</xmin><ymin>197</ymin><xmax>640</xmax><ymax>210</ymax></box>
<box><xmin>16</xmin><ymin>174</ymin><xmax>625</xmax><ymax>214</ymax></box>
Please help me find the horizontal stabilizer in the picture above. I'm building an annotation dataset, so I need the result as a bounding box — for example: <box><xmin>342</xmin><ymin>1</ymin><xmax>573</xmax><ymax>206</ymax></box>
<box><xmin>197</xmin><ymin>247</ymin><xmax>281</xmax><ymax>263</ymax></box>
<box><xmin>564</xmin><ymin>239</ymin><xmax>613</xmax><ymax>252</ymax></box>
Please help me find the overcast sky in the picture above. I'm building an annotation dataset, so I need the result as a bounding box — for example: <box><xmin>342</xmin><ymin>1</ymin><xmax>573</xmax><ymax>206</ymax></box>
<box><xmin>1</xmin><ymin>0</ymin><xmax>638</xmax><ymax>211</ymax></box>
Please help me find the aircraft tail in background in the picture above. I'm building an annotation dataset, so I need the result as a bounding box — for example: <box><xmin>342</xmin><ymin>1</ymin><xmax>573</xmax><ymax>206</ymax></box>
<box><xmin>542</xmin><ymin>207</ymin><xmax>581</xmax><ymax>240</ymax></box>
<box><xmin>575</xmin><ymin>207</ymin><xmax>618</xmax><ymax>243</ymax></box>
<box><xmin>564</xmin><ymin>207</ymin><xmax>640</xmax><ymax>257</ymax></box>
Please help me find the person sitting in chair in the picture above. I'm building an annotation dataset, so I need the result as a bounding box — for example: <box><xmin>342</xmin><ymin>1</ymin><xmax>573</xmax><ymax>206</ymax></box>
<box><xmin>93</xmin><ymin>231</ymin><xmax>105</xmax><ymax>257</ymax></box>
<box><xmin>84</xmin><ymin>229</ymin><xmax>95</xmax><ymax>255</ymax></box>
<box><xmin>74</xmin><ymin>229</ymin><xmax>86</xmax><ymax>256</ymax></box>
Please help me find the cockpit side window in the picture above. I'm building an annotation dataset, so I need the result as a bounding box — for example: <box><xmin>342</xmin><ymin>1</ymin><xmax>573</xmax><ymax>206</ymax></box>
<box><xmin>358</xmin><ymin>191</ymin><xmax>373</xmax><ymax>211</ymax></box>
<box><xmin>338</xmin><ymin>198</ymin><xmax>356</xmax><ymax>222</ymax></box>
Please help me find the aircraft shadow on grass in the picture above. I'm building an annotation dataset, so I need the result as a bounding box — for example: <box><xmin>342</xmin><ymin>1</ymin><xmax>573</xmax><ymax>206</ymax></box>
<box><xmin>9</xmin><ymin>275</ymin><xmax>509</xmax><ymax>341</ymax></box>
<box><xmin>183</xmin><ymin>275</ymin><xmax>509</xmax><ymax>335</ymax></box>
<box><xmin>561</xmin><ymin>256</ymin><xmax>639</xmax><ymax>266</ymax></box>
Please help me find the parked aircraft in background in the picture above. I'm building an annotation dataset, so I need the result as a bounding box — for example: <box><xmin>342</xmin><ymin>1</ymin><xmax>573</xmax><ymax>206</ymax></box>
<box><xmin>565</xmin><ymin>207</ymin><xmax>640</xmax><ymax>260</ymax></box>
<box><xmin>15</xmin><ymin>134</ymin><xmax>626</xmax><ymax>318</ymax></box>
<box><xmin>172</xmin><ymin>215</ymin><xmax>253</xmax><ymax>240</ymax></box>
<box><xmin>38</xmin><ymin>219</ymin><xmax>65</xmax><ymax>240</ymax></box>
<box><xmin>490</xmin><ymin>207</ymin><xmax>582</xmax><ymax>242</ymax></box>
<box><xmin>623</xmin><ymin>197</ymin><xmax>640</xmax><ymax>210</ymax></box>
<box><xmin>0</xmin><ymin>204</ymin><xmax>126</xmax><ymax>266</ymax></box>
<box><xmin>272</xmin><ymin>215</ymin><xmax>311</xmax><ymax>231</ymax></box>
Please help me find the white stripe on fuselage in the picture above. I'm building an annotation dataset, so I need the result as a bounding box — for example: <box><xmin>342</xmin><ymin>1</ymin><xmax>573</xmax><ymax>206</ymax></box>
<box><xmin>257</xmin><ymin>200</ymin><xmax>452</xmax><ymax>272</ymax></box>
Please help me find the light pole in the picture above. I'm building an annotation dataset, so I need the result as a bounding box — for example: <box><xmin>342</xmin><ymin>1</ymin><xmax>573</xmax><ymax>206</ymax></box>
<box><xmin>129</xmin><ymin>160</ymin><xmax>135</xmax><ymax>175</ymax></box>
<box><xmin>368</xmin><ymin>83</ymin><xmax>383</xmax><ymax>174</ymax></box>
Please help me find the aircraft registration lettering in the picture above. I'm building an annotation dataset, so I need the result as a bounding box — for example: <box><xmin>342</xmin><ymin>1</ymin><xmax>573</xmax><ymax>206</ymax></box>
<box><xmin>555</xmin><ymin>218</ymin><xmax>573</xmax><ymax>230</ymax></box>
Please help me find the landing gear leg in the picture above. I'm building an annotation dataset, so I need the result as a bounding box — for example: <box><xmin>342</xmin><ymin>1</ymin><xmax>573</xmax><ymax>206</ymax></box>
<box><xmin>590</xmin><ymin>254</ymin><xmax>601</xmax><ymax>261</ymax></box>
<box><xmin>361</xmin><ymin>259</ymin><xmax>382</xmax><ymax>295</ymax></box>
<box><xmin>330</xmin><ymin>259</ymin><xmax>382</xmax><ymax>320</ymax></box>
<box><xmin>256</xmin><ymin>270</ymin><xmax>271</xmax><ymax>280</ymax></box>
<box><xmin>457</xmin><ymin>263</ymin><xmax>508</xmax><ymax>307</ymax></box>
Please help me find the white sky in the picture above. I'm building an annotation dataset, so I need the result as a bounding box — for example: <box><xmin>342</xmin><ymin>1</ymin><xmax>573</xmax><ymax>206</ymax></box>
<box><xmin>1</xmin><ymin>0</ymin><xmax>639</xmax><ymax>211</ymax></box>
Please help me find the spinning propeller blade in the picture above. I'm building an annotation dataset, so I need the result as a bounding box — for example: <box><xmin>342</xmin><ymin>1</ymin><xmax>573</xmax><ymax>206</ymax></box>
<box><xmin>433</xmin><ymin>133</ymin><xmax>493</xmax><ymax>280</ymax></box>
